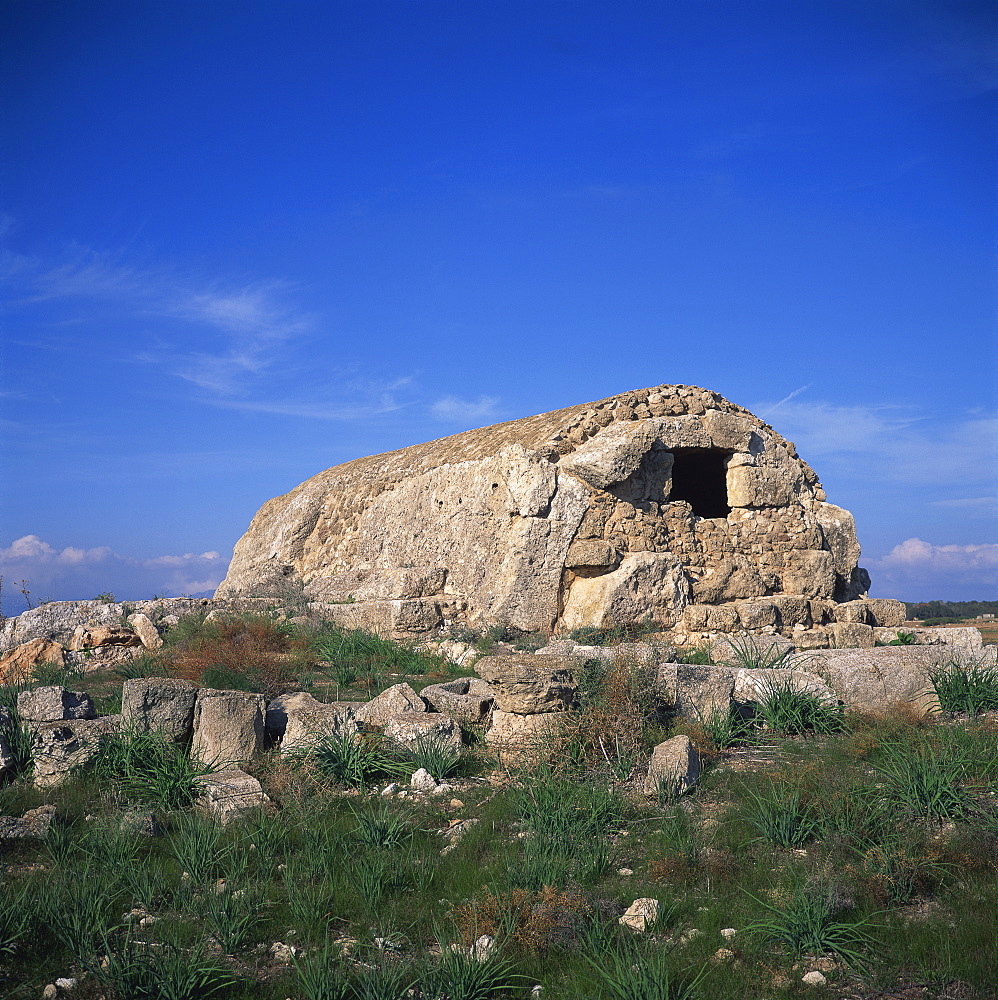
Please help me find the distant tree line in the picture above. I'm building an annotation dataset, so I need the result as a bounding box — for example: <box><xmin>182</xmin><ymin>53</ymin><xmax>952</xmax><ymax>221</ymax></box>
<box><xmin>905</xmin><ymin>600</ymin><xmax>998</xmax><ymax>621</ymax></box>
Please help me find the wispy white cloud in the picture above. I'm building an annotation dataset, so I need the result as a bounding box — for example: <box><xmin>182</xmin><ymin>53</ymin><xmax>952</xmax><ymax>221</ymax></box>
<box><xmin>431</xmin><ymin>395</ymin><xmax>501</xmax><ymax>423</ymax></box>
<box><xmin>868</xmin><ymin>537</ymin><xmax>998</xmax><ymax>600</ymax></box>
<box><xmin>0</xmin><ymin>535</ymin><xmax>228</xmax><ymax>613</ymax></box>
<box><xmin>752</xmin><ymin>394</ymin><xmax>998</xmax><ymax>488</ymax></box>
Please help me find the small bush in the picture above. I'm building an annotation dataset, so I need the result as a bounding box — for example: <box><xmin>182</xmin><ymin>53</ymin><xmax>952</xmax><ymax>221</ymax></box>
<box><xmin>873</xmin><ymin>737</ymin><xmax>973</xmax><ymax>820</ymax></box>
<box><xmin>583</xmin><ymin>934</ymin><xmax>703</xmax><ymax>1000</ymax></box>
<box><xmin>722</xmin><ymin>636</ymin><xmax>796</xmax><ymax>671</ymax></box>
<box><xmin>352</xmin><ymin>800</ymin><xmax>413</xmax><ymax>850</ymax></box>
<box><xmin>292</xmin><ymin>932</ymin><xmax>351</xmax><ymax>1000</ymax></box>
<box><xmin>300</xmin><ymin>731</ymin><xmax>409</xmax><ymax>788</ymax></box>
<box><xmin>403</xmin><ymin>732</ymin><xmax>463</xmax><ymax>780</ymax></box>
<box><xmin>930</xmin><ymin>657</ymin><xmax>998</xmax><ymax>715</ymax></box>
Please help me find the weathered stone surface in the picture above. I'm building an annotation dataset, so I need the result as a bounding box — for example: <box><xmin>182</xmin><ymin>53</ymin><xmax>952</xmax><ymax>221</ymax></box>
<box><xmin>355</xmin><ymin>682</ymin><xmax>426</xmax><ymax>725</ymax></box>
<box><xmin>792</xmin><ymin>646</ymin><xmax>957</xmax><ymax>716</ymax></box>
<box><xmin>311</xmin><ymin>598</ymin><xmax>444</xmax><ymax>634</ymax></box>
<box><xmin>18</xmin><ymin>686</ymin><xmax>96</xmax><ymax>722</ymax></box>
<box><xmin>126</xmin><ymin>613</ymin><xmax>163</xmax><ymax>650</ymax></box>
<box><xmin>191</xmin><ymin>689</ymin><xmax>265</xmax><ymax>766</ymax></box>
<box><xmin>829</xmin><ymin>622</ymin><xmax>875</xmax><ymax>649</ymax></box>
<box><xmin>674</xmin><ymin>665</ymin><xmax>734</xmax><ymax>720</ymax></box>
<box><xmin>769</xmin><ymin>595</ymin><xmax>811</xmax><ymax>629</ymax></box>
<box><xmin>474</xmin><ymin>655</ymin><xmax>578</xmax><ymax>713</ymax></box>
<box><xmin>0</xmin><ymin>731</ymin><xmax>13</xmax><ymax>779</ymax></box>
<box><xmin>280</xmin><ymin>701</ymin><xmax>360</xmax><ymax>754</ymax></box>
<box><xmin>711</xmin><ymin>635</ymin><xmax>794</xmax><ymax>668</ymax></box>
<box><xmin>121</xmin><ymin>677</ymin><xmax>197</xmax><ymax>741</ymax></box>
<box><xmin>216</xmin><ymin>385</ymin><xmax>867</xmax><ymax>632</ymax></box>
<box><xmin>419</xmin><ymin>678</ymin><xmax>494</xmax><ymax>723</ymax></box>
<box><xmin>643</xmin><ymin>735</ymin><xmax>700</xmax><ymax>796</ymax></box>
<box><xmin>0</xmin><ymin>638</ymin><xmax>65</xmax><ymax>684</ymax></box>
<box><xmin>383</xmin><ymin>711</ymin><xmax>462</xmax><ymax>751</ymax></box>
<box><xmin>68</xmin><ymin>625</ymin><xmax>142</xmax><ymax>651</ymax></box>
<box><xmin>29</xmin><ymin>716</ymin><xmax>120</xmax><ymax>787</ymax></box>
<box><xmin>832</xmin><ymin>601</ymin><xmax>870</xmax><ymax>624</ymax></box>
<box><xmin>0</xmin><ymin>804</ymin><xmax>57</xmax><ymax>839</ymax></box>
<box><xmin>864</xmin><ymin>599</ymin><xmax>906</xmax><ymax>627</ymax></box>
<box><xmin>912</xmin><ymin>626</ymin><xmax>985</xmax><ymax>654</ymax></box>
<box><xmin>195</xmin><ymin>769</ymin><xmax>270</xmax><ymax>824</ymax></box>
<box><xmin>792</xmin><ymin>628</ymin><xmax>831</xmax><ymax>650</ymax></box>
<box><xmin>735</xmin><ymin>601</ymin><xmax>778</xmax><ymax>629</ymax></box>
<box><xmin>266</xmin><ymin>691</ymin><xmax>327</xmax><ymax>739</ymax></box>
<box><xmin>485</xmin><ymin>710</ymin><xmax>568</xmax><ymax>764</ymax></box>
<box><xmin>732</xmin><ymin>668</ymin><xmax>836</xmax><ymax>707</ymax></box>
<box><xmin>619</xmin><ymin>898</ymin><xmax>659</xmax><ymax>932</ymax></box>
<box><xmin>682</xmin><ymin>604</ymin><xmax>739</xmax><ymax>633</ymax></box>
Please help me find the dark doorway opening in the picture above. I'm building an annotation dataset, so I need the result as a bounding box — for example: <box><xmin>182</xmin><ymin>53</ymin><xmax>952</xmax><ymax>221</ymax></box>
<box><xmin>669</xmin><ymin>449</ymin><xmax>731</xmax><ymax>518</ymax></box>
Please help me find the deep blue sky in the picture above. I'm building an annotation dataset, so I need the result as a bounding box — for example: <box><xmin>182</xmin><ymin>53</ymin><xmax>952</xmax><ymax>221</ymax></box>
<box><xmin>2</xmin><ymin>0</ymin><xmax>995</xmax><ymax>612</ymax></box>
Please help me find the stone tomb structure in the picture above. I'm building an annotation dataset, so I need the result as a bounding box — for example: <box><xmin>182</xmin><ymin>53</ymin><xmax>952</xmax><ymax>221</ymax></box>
<box><xmin>218</xmin><ymin>384</ymin><xmax>880</xmax><ymax>636</ymax></box>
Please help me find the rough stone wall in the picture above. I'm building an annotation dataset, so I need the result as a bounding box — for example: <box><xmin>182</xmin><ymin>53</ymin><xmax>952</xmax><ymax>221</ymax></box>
<box><xmin>218</xmin><ymin>384</ymin><xmax>868</xmax><ymax>632</ymax></box>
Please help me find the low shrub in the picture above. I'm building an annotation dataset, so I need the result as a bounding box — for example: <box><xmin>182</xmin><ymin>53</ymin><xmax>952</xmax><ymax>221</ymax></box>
<box><xmin>741</xmin><ymin>782</ymin><xmax>819</xmax><ymax>847</ymax></box>
<box><xmin>299</xmin><ymin>731</ymin><xmax>410</xmax><ymax>788</ymax></box>
<box><xmin>873</xmin><ymin>737</ymin><xmax>974</xmax><ymax>821</ymax></box>
<box><xmin>754</xmin><ymin>678</ymin><xmax>845</xmax><ymax>736</ymax></box>
<box><xmin>722</xmin><ymin>636</ymin><xmax>797</xmax><ymax>671</ymax></box>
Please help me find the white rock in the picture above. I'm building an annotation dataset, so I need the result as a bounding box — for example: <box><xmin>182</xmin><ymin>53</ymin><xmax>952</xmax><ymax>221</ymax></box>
<box><xmin>619</xmin><ymin>898</ymin><xmax>659</xmax><ymax>932</ymax></box>
<box><xmin>471</xmin><ymin>934</ymin><xmax>495</xmax><ymax>961</ymax></box>
<box><xmin>802</xmin><ymin>971</ymin><xmax>827</xmax><ymax>987</ymax></box>
<box><xmin>720</xmin><ymin>927</ymin><xmax>737</xmax><ymax>939</ymax></box>
<box><xmin>409</xmin><ymin>768</ymin><xmax>438</xmax><ymax>792</ymax></box>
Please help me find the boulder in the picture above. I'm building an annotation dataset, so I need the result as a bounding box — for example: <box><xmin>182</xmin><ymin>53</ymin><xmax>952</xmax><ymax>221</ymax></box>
<box><xmin>383</xmin><ymin>711</ymin><xmax>462</xmax><ymax>751</ymax></box>
<box><xmin>266</xmin><ymin>691</ymin><xmax>327</xmax><ymax>739</ymax></box>
<box><xmin>474</xmin><ymin>655</ymin><xmax>578</xmax><ymax>714</ymax></box>
<box><xmin>735</xmin><ymin>601</ymin><xmax>778</xmax><ymax>629</ymax></box>
<box><xmin>18</xmin><ymin>686</ymin><xmax>96</xmax><ymax>722</ymax></box>
<box><xmin>126</xmin><ymin>613</ymin><xmax>163</xmax><ymax>650</ymax></box>
<box><xmin>792</xmin><ymin>646</ymin><xmax>957</xmax><ymax>716</ymax></box>
<box><xmin>121</xmin><ymin>677</ymin><xmax>197</xmax><ymax>741</ymax></box>
<box><xmin>355</xmin><ymin>682</ymin><xmax>427</xmax><ymax>725</ymax></box>
<box><xmin>419</xmin><ymin>678</ymin><xmax>494</xmax><ymax>723</ymax></box>
<box><xmin>643</xmin><ymin>735</ymin><xmax>700</xmax><ymax>796</ymax></box>
<box><xmin>29</xmin><ymin>715</ymin><xmax>120</xmax><ymax>787</ymax></box>
<box><xmin>0</xmin><ymin>638</ymin><xmax>65</xmax><ymax>684</ymax></box>
<box><xmin>68</xmin><ymin>625</ymin><xmax>141</xmax><ymax>651</ymax></box>
<box><xmin>674</xmin><ymin>664</ymin><xmax>734</xmax><ymax>720</ymax></box>
<box><xmin>191</xmin><ymin>689</ymin><xmax>265</xmax><ymax>766</ymax></box>
<box><xmin>195</xmin><ymin>768</ymin><xmax>271</xmax><ymax>824</ymax></box>
<box><xmin>864</xmin><ymin>598</ymin><xmax>907</xmax><ymax>627</ymax></box>
<box><xmin>485</xmin><ymin>710</ymin><xmax>569</xmax><ymax>765</ymax></box>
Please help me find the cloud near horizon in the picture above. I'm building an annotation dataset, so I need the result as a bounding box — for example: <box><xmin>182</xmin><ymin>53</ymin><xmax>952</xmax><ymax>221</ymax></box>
<box><xmin>868</xmin><ymin>537</ymin><xmax>998</xmax><ymax>602</ymax></box>
<box><xmin>0</xmin><ymin>535</ymin><xmax>229</xmax><ymax>614</ymax></box>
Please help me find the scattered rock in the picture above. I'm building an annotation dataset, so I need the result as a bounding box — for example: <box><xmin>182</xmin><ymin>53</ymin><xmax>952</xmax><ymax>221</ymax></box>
<box><xmin>419</xmin><ymin>678</ymin><xmax>495</xmax><ymax>723</ymax></box>
<box><xmin>0</xmin><ymin>804</ymin><xmax>57</xmax><ymax>839</ymax></box>
<box><xmin>269</xmin><ymin>941</ymin><xmax>298</xmax><ymax>962</ymax></box>
<box><xmin>802</xmin><ymin>970</ymin><xmax>827</xmax><ymax>987</ymax></box>
<box><xmin>720</xmin><ymin>927</ymin><xmax>737</xmax><ymax>939</ymax></box>
<box><xmin>471</xmin><ymin>934</ymin><xmax>495</xmax><ymax>961</ymax></box>
<box><xmin>474</xmin><ymin>655</ymin><xmax>579</xmax><ymax>713</ymax></box>
<box><xmin>126</xmin><ymin>612</ymin><xmax>163</xmax><ymax>650</ymax></box>
<box><xmin>280</xmin><ymin>700</ymin><xmax>360</xmax><ymax>754</ymax></box>
<box><xmin>354</xmin><ymin>683</ymin><xmax>427</xmax><ymax>725</ymax></box>
<box><xmin>384</xmin><ymin>711</ymin><xmax>462</xmax><ymax>751</ymax></box>
<box><xmin>410</xmin><ymin>767</ymin><xmax>439</xmax><ymax>792</ymax></box>
<box><xmin>191</xmin><ymin>689</ymin><xmax>265</xmax><ymax>766</ymax></box>
<box><xmin>30</xmin><ymin>716</ymin><xmax>120</xmax><ymax>787</ymax></box>
<box><xmin>712</xmin><ymin>948</ymin><xmax>735</xmax><ymax>963</ymax></box>
<box><xmin>0</xmin><ymin>638</ymin><xmax>65</xmax><ymax>684</ymax></box>
<box><xmin>619</xmin><ymin>898</ymin><xmax>659</xmax><ymax>932</ymax></box>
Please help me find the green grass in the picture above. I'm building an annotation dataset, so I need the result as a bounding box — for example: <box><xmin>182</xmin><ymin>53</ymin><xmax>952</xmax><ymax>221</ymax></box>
<box><xmin>930</xmin><ymin>656</ymin><xmax>998</xmax><ymax>715</ymax></box>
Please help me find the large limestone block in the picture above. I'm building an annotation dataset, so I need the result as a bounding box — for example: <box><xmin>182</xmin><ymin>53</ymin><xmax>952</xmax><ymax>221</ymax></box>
<box><xmin>486</xmin><ymin>710</ymin><xmax>568</xmax><ymax>765</ymax></box>
<box><xmin>0</xmin><ymin>639</ymin><xmax>65</xmax><ymax>684</ymax></box>
<box><xmin>864</xmin><ymin>599</ymin><xmax>907</xmax><ymax>628</ymax></box>
<box><xmin>565</xmin><ymin>539</ymin><xmax>620</xmax><ymax>570</ymax></box>
<box><xmin>732</xmin><ymin>668</ymin><xmax>836</xmax><ymax>707</ymax></box>
<box><xmin>195</xmin><ymin>769</ymin><xmax>271</xmax><ymax>824</ymax></box>
<box><xmin>813</xmin><ymin>503</ymin><xmax>861</xmax><ymax>580</ymax></box>
<box><xmin>18</xmin><ymin>686</ymin><xmax>95</xmax><ymax>722</ymax></box>
<box><xmin>643</xmin><ymin>735</ymin><xmax>700</xmax><ymax>796</ymax></box>
<box><xmin>711</xmin><ymin>635</ymin><xmax>794</xmax><ymax>668</ymax></box>
<box><xmin>559</xmin><ymin>419</ymin><xmax>664</xmax><ymax>490</ymax></box>
<box><xmin>560</xmin><ymin>552</ymin><xmax>689</xmax><ymax>630</ymax></box>
<box><xmin>355</xmin><ymin>683</ymin><xmax>426</xmax><ymax>725</ymax></box>
<box><xmin>266</xmin><ymin>691</ymin><xmax>329</xmax><ymax>739</ymax></box>
<box><xmin>727</xmin><ymin>466</ymin><xmax>796</xmax><ymax>508</ymax></box>
<box><xmin>832</xmin><ymin>601</ymin><xmax>871</xmax><ymax>624</ymax></box>
<box><xmin>781</xmin><ymin>550</ymin><xmax>836</xmax><ymax>600</ymax></box>
<box><xmin>792</xmin><ymin>646</ymin><xmax>955</xmax><ymax>716</ymax></box>
<box><xmin>474</xmin><ymin>655</ymin><xmax>578</xmax><ymax>714</ymax></box>
<box><xmin>29</xmin><ymin>716</ymin><xmax>120</xmax><ymax>787</ymax></box>
<box><xmin>311</xmin><ymin>598</ymin><xmax>443</xmax><ymax>634</ymax></box>
<box><xmin>768</xmin><ymin>596</ymin><xmax>811</xmax><ymax>629</ymax></box>
<box><xmin>351</xmin><ymin>566</ymin><xmax>447</xmax><ymax>601</ymax></box>
<box><xmin>383</xmin><ymin>711</ymin><xmax>462</xmax><ymax>751</ymax></box>
<box><xmin>121</xmin><ymin>678</ymin><xmax>197</xmax><ymax>741</ymax></box>
<box><xmin>692</xmin><ymin>555</ymin><xmax>765</xmax><ymax>605</ymax></box>
<box><xmin>701</xmin><ymin>410</ymin><xmax>755</xmax><ymax>450</ymax></box>
<box><xmin>682</xmin><ymin>604</ymin><xmax>739</xmax><ymax>633</ymax></box>
<box><xmin>191</xmin><ymin>689</ymin><xmax>265</xmax><ymax>766</ymax></box>
<box><xmin>419</xmin><ymin>679</ymin><xmax>494</xmax><ymax>723</ymax></box>
<box><xmin>68</xmin><ymin>625</ymin><xmax>141</xmax><ymax>651</ymax></box>
<box><xmin>280</xmin><ymin>701</ymin><xmax>360</xmax><ymax>754</ymax></box>
<box><xmin>829</xmin><ymin>622</ymin><xmax>875</xmax><ymax>649</ymax></box>
<box><xmin>735</xmin><ymin>601</ymin><xmax>778</xmax><ymax>629</ymax></box>
<box><xmin>674</xmin><ymin>665</ymin><xmax>734</xmax><ymax>720</ymax></box>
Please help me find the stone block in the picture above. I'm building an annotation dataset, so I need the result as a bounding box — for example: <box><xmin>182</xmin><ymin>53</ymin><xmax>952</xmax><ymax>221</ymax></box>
<box><xmin>485</xmin><ymin>709</ymin><xmax>568</xmax><ymax>766</ymax></box>
<box><xmin>121</xmin><ymin>678</ymin><xmax>197</xmax><ymax>741</ymax></box>
<box><xmin>732</xmin><ymin>668</ymin><xmax>836</xmax><ymax>707</ymax></box>
<box><xmin>832</xmin><ymin>601</ymin><xmax>871</xmax><ymax>624</ymax></box>
<box><xmin>643</xmin><ymin>735</ymin><xmax>700</xmax><ymax>796</ymax></box>
<box><xmin>619</xmin><ymin>898</ymin><xmax>659</xmax><ymax>932</ymax></box>
<box><xmin>29</xmin><ymin>716</ymin><xmax>120</xmax><ymax>787</ymax></box>
<box><xmin>829</xmin><ymin>622</ymin><xmax>875</xmax><ymax>649</ymax></box>
<box><xmin>126</xmin><ymin>613</ymin><xmax>163</xmax><ymax>650</ymax></box>
<box><xmin>864</xmin><ymin>598</ymin><xmax>907</xmax><ymax>627</ymax></box>
<box><xmin>280</xmin><ymin>701</ymin><xmax>360</xmax><ymax>754</ymax></box>
<box><xmin>195</xmin><ymin>769</ymin><xmax>271</xmax><ymax>824</ymax></box>
<box><xmin>564</xmin><ymin>539</ymin><xmax>620</xmax><ymax>569</ymax></box>
<box><xmin>352</xmin><ymin>566</ymin><xmax>447</xmax><ymax>601</ymax></box>
<box><xmin>18</xmin><ymin>686</ymin><xmax>95</xmax><ymax>722</ymax></box>
<box><xmin>355</xmin><ymin>682</ymin><xmax>427</xmax><ymax>726</ymax></box>
<box><xmin>474</xmin><ymin>655</ymin><xmax>578</xmax><ymax>714</ymax></box>
<box><xmin>419</xmin><ymin>679</ymin><xmax>494</xmax><ymax>723</ymax></box>
<box><xmin>711</xmin><ymin>635</ymin><xmax>794</xmax><ymax>668</ymax></box>
<box><xmin>383</xmin><ymin>711</ymin><xmax>462</xmax><ymax>751</ymax></box>
<box><xmin>793</xmin><ymin>628</ymin><xmax>830</xmax><ymax>650</ymax></box>
<box><xmin>808</xmin><ymin>600</ymin><xmax>835</xmax><ymax>625</ymax></box>
<box><xmin>309</xmin><ymin>599</ymin><xmax>442</xmax><ymax>634</ymax></box>
<box><xmin>769</xmin><ymin>595</ymin><xmax>811</xmax><ymax>629</ymax></box>
<box><xmin>191</xmin><ymin>689</ymin><xmax>264</xmax><ymax>766</ymax></box>
<box><xmin>674</xmin><ymin>664</ymin><xmax>734</xmax><ymax>720</ymax></box>
<box><xmin>735</xmin><ymin>601</ymin><xmax>778</xmax><ymax>629</ymax></box>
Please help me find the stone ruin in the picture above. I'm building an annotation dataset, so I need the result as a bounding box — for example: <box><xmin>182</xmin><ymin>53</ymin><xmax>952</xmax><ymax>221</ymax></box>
<box><xmin>218</xmin><ymin>383</ymin><xmax>902</xmax><ymax>645</ymax></box>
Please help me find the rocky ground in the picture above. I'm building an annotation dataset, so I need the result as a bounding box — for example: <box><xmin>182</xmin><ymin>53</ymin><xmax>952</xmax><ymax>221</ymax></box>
<box><xmin>0</xmin><ymin>598</ymin><xmax>996</xmax><ymax>999</ymax></box>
